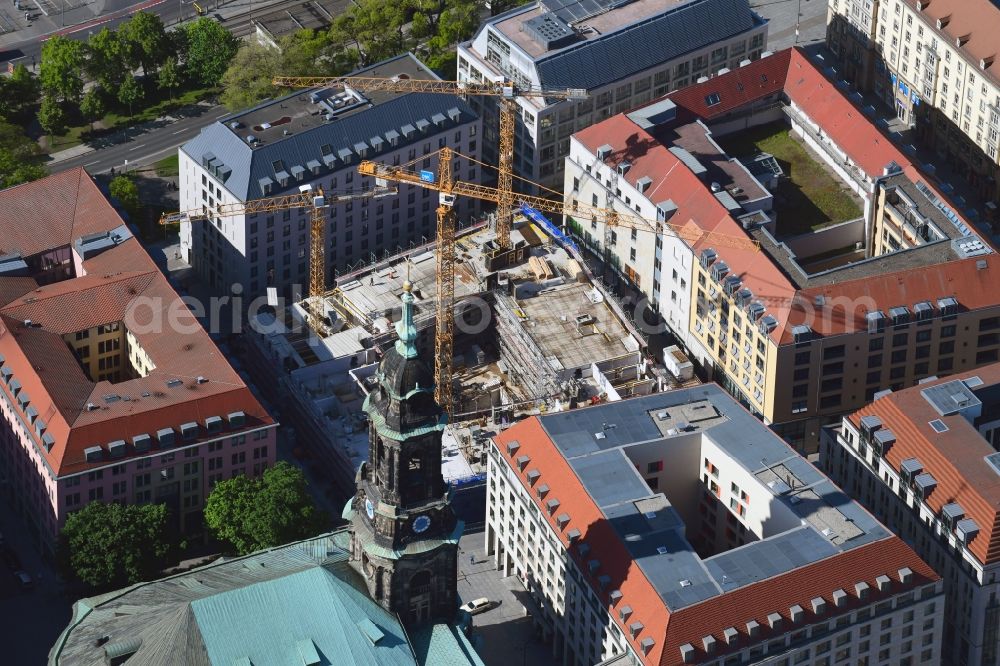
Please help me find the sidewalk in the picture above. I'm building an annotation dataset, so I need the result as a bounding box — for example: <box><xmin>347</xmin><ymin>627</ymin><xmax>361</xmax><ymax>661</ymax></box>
<box><xmin>457</xmin><ymin>531</ymin><xmax>552</xmax><ymax>666</ymax></box>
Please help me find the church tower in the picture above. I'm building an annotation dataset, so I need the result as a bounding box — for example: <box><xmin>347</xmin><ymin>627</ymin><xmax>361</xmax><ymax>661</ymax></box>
<box><xmin>349</xmin><ymin>280</ymin><xmax>462</xmax><ymax>626</ymax></box>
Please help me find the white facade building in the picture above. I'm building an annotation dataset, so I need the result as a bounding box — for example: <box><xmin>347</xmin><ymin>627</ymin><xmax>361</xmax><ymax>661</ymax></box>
<box><xmin>488</xmin><ymin>385</ymin><xmax>944</xmax><ymax>666</ymax></box>
<box><xmin>821</xmin><ymin>366</ymin><xmax>1000</xmax><ymax>666</ymax></box>
<box><xmin>178</xmin><ymin>53</ymin><xmax>482</xmax><ymax>300</ymax></box>
<box><xmin>457</xmin><ymin>0</ymin><xmax>767</xmax><ymax>190</ymax></box>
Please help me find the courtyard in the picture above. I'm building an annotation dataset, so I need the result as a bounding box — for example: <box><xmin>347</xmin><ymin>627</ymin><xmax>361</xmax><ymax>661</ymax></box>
<box><xmin>719</xmin><ymin>122</ymin><xmax>863</xmax><ymax>236</ymax></box>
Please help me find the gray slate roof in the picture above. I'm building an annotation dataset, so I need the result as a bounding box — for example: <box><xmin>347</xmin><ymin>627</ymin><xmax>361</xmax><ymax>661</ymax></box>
<box><xmin>49</xmin><ymin>530</ymin><xmax>481</xmax><ymax>666</ymax></box>
<box><xmin>182</xmin><ymin>63</ymin><xmax>476</xmax><ymax>202</ymax></box>
<box><xmin>537</xmin><ymin>385</ymin><xmax>888</xmax><ymax>611</ymax></box>
<box><xmin>534</xmin><ymin>0</ymin><xmax>765</xmax><ymax>90</ymax></box>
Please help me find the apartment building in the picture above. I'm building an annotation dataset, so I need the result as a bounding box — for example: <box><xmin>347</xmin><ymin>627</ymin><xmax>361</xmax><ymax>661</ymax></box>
<box><xmin>179</xmin><ymin>53</ymin><xmax>481</xmax><ymax>300</ymax></box>
<box><xmin>821</xmin><ymin>364</ymin><xmax>1000</xmax><ymax>665</ymax></box>
<box><xmin>825</xmin><ymin>0</ymin><xmax>881</xmax><ymax>90</ymax></box>
<box><xmin>487</xmin><ymin>385</ymin><xmax>944</xmax><ymax>666</ymax></box>
<box><xmin>827</xmin><ymin>0</ymin><xmax>1000</xmax><ymax>202</ymax></box>
<box><xmin>456</xmin><ymin>0</ymin><xmax>767</xmax><ymax>191</ymax></box>
<box><xmin>563</xmin><ymin>47</ymin><xmax>1000</xmax><ymax>450</ymax></box>
<box><xmin>0</xmin><ymin>168</ymin><xmax>277</xmax><ymax>554</ymax></box>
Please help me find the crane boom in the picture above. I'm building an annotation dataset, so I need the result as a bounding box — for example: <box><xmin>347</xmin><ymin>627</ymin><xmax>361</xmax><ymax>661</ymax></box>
<box><xmin>272</xmin><ymin>76</ymin><xmax>586</xmax><ymax>101</ymax></box>
<box><xmin>161</xmin><ymin>186</ymin><xmax>394</xmax><ymax>299</ymax></box>
<box><xmin>358</xmin><ymin>160</ymin><xmax>760</xmax><ymax>252</ymax></box>
<box><xmin>272</xmin><ymin>75</ymin><xmax>588</xmax><ymax>252</ymax></box>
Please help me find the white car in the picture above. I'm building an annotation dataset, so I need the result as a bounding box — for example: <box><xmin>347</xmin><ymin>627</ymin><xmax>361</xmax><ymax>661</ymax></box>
<box><xmin>459</xmin><ymin>598</ymin><xmax>495</xmax><ymax>615</ymax></box>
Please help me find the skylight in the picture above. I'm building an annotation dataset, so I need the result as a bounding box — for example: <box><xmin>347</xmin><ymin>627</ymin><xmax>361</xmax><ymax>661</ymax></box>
<box><xmin>705</xmin><ymin>92</ymin><xmax>722</xmax><ymax>107</ymax></box>
<box><xmin>928</xmin><ymin>419</ymin><xmax>949</xmax><ymax>433</ymax></box>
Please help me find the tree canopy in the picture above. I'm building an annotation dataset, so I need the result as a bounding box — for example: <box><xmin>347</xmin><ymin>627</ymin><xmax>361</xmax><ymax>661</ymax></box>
<box><xmin>40</xmin><ymin>36</ymin><xmax>86</xmax><ymax>104</ymax></box>
<box><xmin>220</xmin><ymin>42</ymin><xmax>282</xmax><ymax>112</ymax></box>
<box><xmin>184</xmin><ymin>18</ymin><xmax>240</xmax><ymax>86</ymax></box>
<box><xmin>58</xmin><ymin>501</ymin><xmax>172</xmax><ymax>588</ymax></box>
<box><xmin>0</xmin><ymin>122</ymin><xmax>46</xmax><ymax>189</ymax></box>
<box><xmin>109</xmin><ymin>175</ymin><xmax>141</xmax><ymax>219</ymax></box>
<box><xmin>118</xmin><ymin>11</ymin><xmax>170</xmax><ymax>77</ymax></box>
<box><xmin>204</xmin><ymin>462</ymin><xmax>327</xmax><ymax>555</ymax></box>
<box><xmin>0</xmin><ymin>65</ymin><xmax>40</xmax><ymax>125</ymax></box>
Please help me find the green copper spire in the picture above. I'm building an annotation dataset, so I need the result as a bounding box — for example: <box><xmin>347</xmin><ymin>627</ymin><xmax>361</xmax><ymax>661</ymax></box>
<box><xmin>395</xmin><ymin>281</ymin><xmax>419</xmax><ymax>359</ymax></box>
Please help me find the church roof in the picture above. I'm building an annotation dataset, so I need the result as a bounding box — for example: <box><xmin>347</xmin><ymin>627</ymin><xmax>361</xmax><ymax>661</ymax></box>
<box><xmin>50</xmin><ymin>530</ymin><xmax>483</xmax><ymax>666</ymax></box>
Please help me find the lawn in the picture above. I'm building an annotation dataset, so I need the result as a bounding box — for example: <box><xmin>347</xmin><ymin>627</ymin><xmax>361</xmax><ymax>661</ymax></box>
<box><xmin>154</xmin><ymin>154</ymin><xmax>179</xmax><ymax>177</ymax></box>
<box><xmin>45</xmin><ymin>84</ymin><xmax>219</xmax><ymax>154</ymax></box>
<box><xmin>718</xmin><ymin>122</ymin><xmax>862</xmax><ymax>236</ymax></box>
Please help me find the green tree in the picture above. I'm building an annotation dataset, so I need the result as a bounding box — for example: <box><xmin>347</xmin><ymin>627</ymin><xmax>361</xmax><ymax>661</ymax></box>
<box><xmin>80</xmin><ymin>88</ymin><xmax>106</xmax><ymax>132</ymax></box>
<box><xmin>40</xmin><ymin>35</ymin><xmax>86</xmax><ymax>104</ymax></box>
<box><xmin>118</xmin><ymin>75</ymin><xmax>143</xmax><ymax>124</ymax></box>
<box><xmin>119</xmin><ymin>11</ymin><xmax>169</xmax><ymax>77</ymax></box>
<box><xmin>184</xmin><ymin>18</ymin><xmax>239</xmax><ymax>86</ymax></box>
<box><xmin>86</xmin><ymin>27</ymin><xmax>129</xmax><ymax>91</ymax></box>
<box><xmin>38</xmin><ymin>95</ymin><xmax>68</xmax><ymax>136</ymax></box>
<box><xmin>0</xmin><ymin>65</ymin><xmax>41</xmax><ymax>124</ymax></box>
<box><xmin>204</xmin><ymin>462</ymin><xmax>327</xmax><ymax>555</ymax></box>
<box><xmin>0</xmin><ymin>122</ymin><xmax>46</xmax><ymax>188</ymax></box>
<box><xmin>109</xmin><ymin>174</ymin><xmax>140</xmax><ymax>218</ymax></box>
<box><xmin>220</xmin><ymin>42</ymin><xmax>281</xmax><ymax>112</ymax></box>
<box><xmin>158</xmin><ymin>56</ymin><xmax>181</xmax><ymax>99</ymax></box>
<box><xmin>331</xmin><ymin>0</ymin><xmax>408</xmax><ymax>66</ymax></box>
<box><xmin>58</xmin><ymin>501</ymin><xmax>171</xmax><ymax>588</ymax></box>
<box><xmin>489</xmin><ymin>0</ymin><xmax>531</xmax><ymax>14</ymax></box>
<box><xmin>279</xmin><ymin>28</ymin><xmax>355</xmax><ymax>77</ymax></box>
<box><xmin>423</xmin><ymin>0</ymin><xmax>479</xmax><ymax>75</ymax></box>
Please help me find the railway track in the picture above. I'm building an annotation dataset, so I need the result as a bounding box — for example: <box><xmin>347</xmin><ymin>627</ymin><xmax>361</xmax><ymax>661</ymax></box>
<box><xmin>222</xmin><ymin>0</ymin><xmax>349</xmax><ymax>39</ymax></box>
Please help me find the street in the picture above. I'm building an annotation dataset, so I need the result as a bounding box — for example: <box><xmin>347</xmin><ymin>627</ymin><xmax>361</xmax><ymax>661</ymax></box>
<box><xmin>752</xmin><ymin>0</ymin><xmax>827</xmax><ymax>51</ymax></box>
<box><xmin>458</xmin><ymin>531</ymin><xmax>551</xmax><ymax>666</ymax></box>
<box><xmin>50</xmin><ymin>100</ymin><xmax>230</xmax><ymax>175</ymax></box>
<box><xmin>0</xmin><ymin>496</ymin><xmax>72</xmax><ymax>666</ymax></box>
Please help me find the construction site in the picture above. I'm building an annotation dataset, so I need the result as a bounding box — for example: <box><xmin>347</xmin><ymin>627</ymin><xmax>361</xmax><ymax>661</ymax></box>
<box><xmin>244</xmin><ymin>212</ymin><xmax>699</xmax><ymax>496</ymax></box>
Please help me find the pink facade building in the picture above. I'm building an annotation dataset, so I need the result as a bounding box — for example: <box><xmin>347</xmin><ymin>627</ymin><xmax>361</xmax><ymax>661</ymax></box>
<box><xmin>0</xmin><ymin>168</ymin><xmax>276</xmax><ymax>554</ymax></box>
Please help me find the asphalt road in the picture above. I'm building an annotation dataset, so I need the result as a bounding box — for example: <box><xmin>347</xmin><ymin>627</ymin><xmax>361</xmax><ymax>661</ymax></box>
<box><xmin>0</xmin><ymin>0</ymin><xmax>292</xmax><ymax>71</ymax></box>
<box><xmin>50</xmin><ymin>100</ymin><xmax>230</xmax><ymax>174</ymax></box>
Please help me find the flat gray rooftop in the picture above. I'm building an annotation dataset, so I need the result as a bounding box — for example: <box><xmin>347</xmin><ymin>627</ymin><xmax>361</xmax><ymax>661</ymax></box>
<box><xmin>921</xmin><ymin>379</ymin><xmax>983</xmax><ymax>416</ymax></box>
<box><xmin>537</xmin><ymin>385</ymin><xmax>889</xmax><ymax>611</ymax></box>
<box><xmin>751</xmin><ymin>224</ymin><xmax>959</xmax><ymax>290</ymax></box>
<box><xmin>228</xmin><ymin>54</ymin><xmax>433</xmax><ymax>146</ymax></box>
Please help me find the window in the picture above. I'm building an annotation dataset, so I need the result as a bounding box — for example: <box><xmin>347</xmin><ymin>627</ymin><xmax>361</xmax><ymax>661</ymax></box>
<box><xmin>647</xmin><ymin>461</ymin><xmax>663</xmax><ymax>473</ymax></box>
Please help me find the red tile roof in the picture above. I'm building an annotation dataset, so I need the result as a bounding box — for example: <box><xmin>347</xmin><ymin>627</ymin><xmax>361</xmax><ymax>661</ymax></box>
<box><xmin>495</xmin><ymin>411</ymin><xmax>938</xmax><ymax>666</ymax></box>
<box><xmin>665</xmin><ymin>49</ymin><xmax>792</xmax><ymax>122</ymax></box>
<box><xmin>0</xmin><ymin>168</ymin><xmax>273</xmax><ymax>476</ymax></box>
<box><xmin>902</xmin><ymin>0</ymin><xmax>1000</xmax><ymax>87</ymax></box>
<box><xmin>573</xmin><ymin>47</ymin><xmax>995</xmax><ymax>345</ymax></box>
<box><xmin>786</xmin><ymin>255</ymin><xmax>1000</xmax><ymax>341</ymax></box>
<box><xmin>850</xmin><ymin>363</ymin><xmax>1000</xmax><ymax>566</ymax></box>
<box><xmin>573</xmin><ymin>115</ymin><xmax>799</xmax><ymax>341</ymax></box>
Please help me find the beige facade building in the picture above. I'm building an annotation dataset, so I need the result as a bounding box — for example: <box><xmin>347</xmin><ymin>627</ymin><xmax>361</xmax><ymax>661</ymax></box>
<box><xmin>821</xmin><ymin>364</ymin><xmax>1000</xmax><ymax>665</ymax></box>
<box><xmin>562</xmin><ymin>49</ymin><xmax>1000</xmax><ymax>450</ymax></box>
<box><xmin>488</xmin><ymin>386</ymin><xmax>945</xmax><ymax>666</ymax></box>
<box><xmin>827</xmin><ymin>0</ymin><xmax>1000</xmax><ymax>203</ymax></box>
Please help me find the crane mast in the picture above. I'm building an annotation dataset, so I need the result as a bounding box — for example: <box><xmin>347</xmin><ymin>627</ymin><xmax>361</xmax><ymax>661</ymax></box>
<box><xmin>161</xmin><ymin>185</ymin><xmax>394</xmax><ymax>300</ymax></box>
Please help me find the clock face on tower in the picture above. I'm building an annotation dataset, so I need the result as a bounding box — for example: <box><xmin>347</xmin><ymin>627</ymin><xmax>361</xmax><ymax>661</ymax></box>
<box><xmin>412</xmin><ymin>515</ymin><xmax>431</xmax><ymax>534</ymax></box>
<box><xmin>365</xmin><ymin>498</ymin><xmax>375</xmax><ymax>520</ymax></box>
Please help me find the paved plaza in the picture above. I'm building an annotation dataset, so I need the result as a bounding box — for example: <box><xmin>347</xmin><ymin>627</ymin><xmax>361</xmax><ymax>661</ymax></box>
<box><xmin>458</xmin><ymin>531</ymin><xmax>552</xmax><ymax>666</ymax></box>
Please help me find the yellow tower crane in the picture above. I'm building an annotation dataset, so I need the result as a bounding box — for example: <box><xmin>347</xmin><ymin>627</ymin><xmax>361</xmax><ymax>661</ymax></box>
<box><xmin>271</xmin><ymin>75</ymin><xmax>587</xmax><ymax>250</ymax></box>
<box><xmin>358</xmin><ymin>148</ymin><xmax>759</xmax><ymax>413</ymax></box>
<box><xmin>271</xmin><ymin>75</ymin><xmax>584</xmax><ymax>413</ymax></box>
<box><xmin>160</xmin><ymin>184</ymin><xmax>394</xmax><ymax>300</ymax></box>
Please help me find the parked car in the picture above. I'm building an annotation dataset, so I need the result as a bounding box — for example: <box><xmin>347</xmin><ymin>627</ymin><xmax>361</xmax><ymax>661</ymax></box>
<box><xmin>13</xmin><ymin>570</ymin><xmax>32</xmax><ymax>589</ymax></box>
<box><xmin>459</xmin><ymin>598</ymin><xmax>496</xmax><ymax>615</ymax></box>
